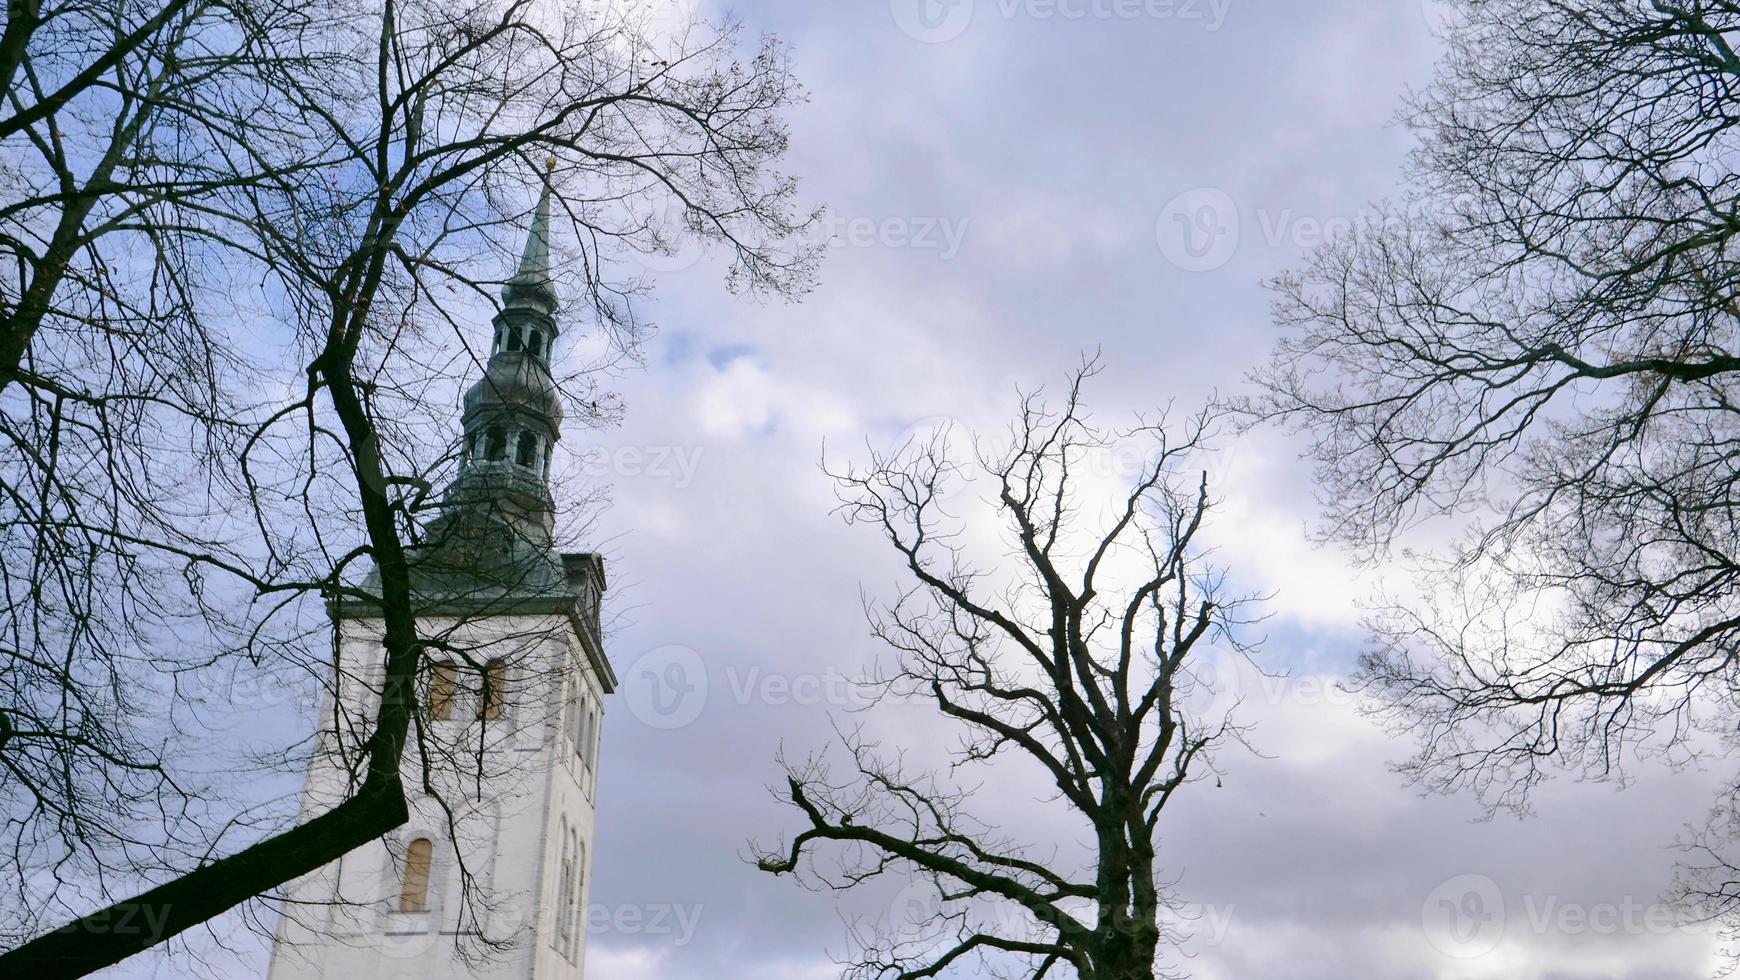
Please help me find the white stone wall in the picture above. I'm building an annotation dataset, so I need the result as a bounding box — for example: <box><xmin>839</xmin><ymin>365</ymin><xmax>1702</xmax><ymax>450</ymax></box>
<box><xmin>268</xmin><ymin>612</ymin><xmax>603</xmax><ymax>980</ymax></box>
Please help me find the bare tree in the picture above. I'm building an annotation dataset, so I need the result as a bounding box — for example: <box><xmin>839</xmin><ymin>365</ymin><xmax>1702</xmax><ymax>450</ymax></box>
<box><xmin>754</xmin><ymin>364</ymin><xmax>1260</xmax><ymax>980</ymax></box>
<box><xmin>1245</xmin><ymin>0</ymin><xmax>1740</xmax><ymax>914</ymax></box>
<box><xmin>0</xmin><ymin>0</ymin><xmax>230</xmax><ymax>393</ymax></box>
<box><xmin>0</xmin><ymin>0</ymin><xmax>818</xmax><ymax>975</ymax></box>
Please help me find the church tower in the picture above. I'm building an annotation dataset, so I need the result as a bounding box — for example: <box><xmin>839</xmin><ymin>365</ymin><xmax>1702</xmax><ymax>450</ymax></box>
<box><xmin>268</xmin><ymin>180</ymin><xmax>614</xmax><ymax>980</ymax></box>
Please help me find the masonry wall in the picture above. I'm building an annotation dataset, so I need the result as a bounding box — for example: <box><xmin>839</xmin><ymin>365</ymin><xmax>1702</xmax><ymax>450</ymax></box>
<box><xmin>267</xmin><ymin>611</ymin><xmax>603</xmax><ymax>980</ymax></box>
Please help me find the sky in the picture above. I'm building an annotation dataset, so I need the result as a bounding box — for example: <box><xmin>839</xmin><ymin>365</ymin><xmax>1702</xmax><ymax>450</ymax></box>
<box><xmin>569</xmin><ymin>0</ymin><xmax>1734</xmax><ymax>977</ymax></box>
<box><xmin>91</xmin><ymin>0</ymin><xmax>1735</xmax><ymax>977</ymax></box>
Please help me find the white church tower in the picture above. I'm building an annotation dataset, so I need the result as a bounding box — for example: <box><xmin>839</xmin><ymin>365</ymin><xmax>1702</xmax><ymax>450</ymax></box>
<box><xmin>268</xmin><ymin>180</ymin><xmax>614</xmax><ymax>980</ymax></box>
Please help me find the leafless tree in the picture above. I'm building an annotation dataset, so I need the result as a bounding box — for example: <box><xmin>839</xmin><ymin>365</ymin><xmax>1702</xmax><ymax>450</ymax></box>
<box><xmin>754</xmin><ymin>364</ymin><xmax>1261</xmax><ymax>980</ymax></box>
<box><xmin>1245</xmin><ymin>0</ymin><xmax>1740</xmax><ymax>923</ymax></box>
<box><xmin>0</xmin><ymin>0</ymin><xmax>818</xmax><ymax>975</ymax></box>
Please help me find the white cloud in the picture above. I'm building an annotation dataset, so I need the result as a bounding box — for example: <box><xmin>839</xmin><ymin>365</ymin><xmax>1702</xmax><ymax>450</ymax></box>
<box><xmin>691</xmin><ymin>357</ymin><xmax>855</xmax><ymax>442</ymax></box>
<box><xmin>586</xmin><ymin>944</ymin><xmax>672</xmax><ymax>980</ymax></box>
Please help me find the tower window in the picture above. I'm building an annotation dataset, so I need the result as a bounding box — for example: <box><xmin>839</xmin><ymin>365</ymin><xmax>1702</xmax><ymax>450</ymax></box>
<box><xmin>399</xmin><ymin>837</ymin><xmax>434</xmax><ymax>912</ymax></box>
<box><xmin>568</xmin><ymin>834</ymin><xmax>584</xmax><ymax>959</ymax></box>
<box><xmin>480</xmin><ymin>660</ymin><xmax>509</xmax><ymax>720</ymax></box>
<box><xmin>568</xmin><ymin>687</ymin><xmax>583</xmax><ymax>761</ymax></box>
<box><xmin>507</xmin><ymin>326</ymin><xmax>523</xmax><ymax>352</ymax></box>
<box><xmin>484</xmin><ymin>426</ymin><xmax>506</xmax><ymax>461</ymax></box>
<box><xmin>526</xmin><ymin>330</ymin><xmax>543</xmax><ymax>359</ymax></box>
<box><xmin>429</xmin><ymin>663</ymin><xmax>459</xmax><ymax>721</ymax></box>
<box><xmin>556</xmin><ymin>828</ymin><xmax>573</xmax><ymax>954</ymax></box>
<box><xmin>580</xmin><ymin>704</ymin><xmax>593</xmax><ymax>770</ymax></box>
<box><xmin>516</xmin><ymin>431</ymin><xmax>538</xmax><ymax>468</ymax></box>
<box><xmin>492</xmin><ymin>327</ymin><xmax>503</xmax><ymax>353</ymax></box>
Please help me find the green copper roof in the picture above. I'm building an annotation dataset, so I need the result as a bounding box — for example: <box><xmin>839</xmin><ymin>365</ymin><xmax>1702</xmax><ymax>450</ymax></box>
<box><xmin>502</xmin><ymin>178</ymin><xmax>556</xmax><ymax>313</ymax></box>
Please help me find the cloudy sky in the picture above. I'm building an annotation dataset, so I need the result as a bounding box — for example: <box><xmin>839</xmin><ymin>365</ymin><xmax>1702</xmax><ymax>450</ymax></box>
<box><xmin>98</xmin><ymin>0</ymin><xmax>1732</xmax><ymax>977</ymax></box>
<box><xmin>566</xmin><ymin>0</ymin><xmax>1732</xmax><ymax>977</ymax></box>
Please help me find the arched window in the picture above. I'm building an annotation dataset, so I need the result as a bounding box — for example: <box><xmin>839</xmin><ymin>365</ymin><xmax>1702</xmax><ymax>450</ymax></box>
<box><xmin>584</xmin><ymin>705</ymin><xmax>600</xmax><ymax>771</ymax></box>
<box><xmin>581</xmin><ymin>705</ymin><xmax>593</xmax><ymax>769</ymax></box>
<box><xmin>507</xmin><ymin>325</ymin><xmax>523</xmax><ymax>352</ymax></box>
<box><xmin>555</xmin><ymin>823</ymin><xmax>573</xmax><ymax>952</ymax></box>
<box><xmin>526</xmin><ymin>330</ymin><xmax>543</xmax><ymax>359</ymax></box>
<box><xmin>571</xmin><ymin>696</ymin><xmax>585</xmax><ymax>765</ymax></box>
<box><xmin>568</xmin><ymin>687</ymin><xmax>583</xmax><ymax>761</ymax></box>
<box><xmin>484</xmin><ymin>426</ymin><xmax>507</xmax><ymax>462</ymax></box>
<box><xmin>429</xmin><ymin>663</ymin><xmax>459</xmax><ymax>721</ymax></box>
<box><xmin>516</xmin><ymin>431</ymin><xmax>538</xmax><ymax>468</ymax></box>
<box><xmin>479</xmin><ymin>660</ymin><xmax>509</xmax><ymax>720</ymax></box>
<box><xmin>399</xmin><ymin>838</ymin><xmax>434</xmax><ymax>912</ymax></box>
<box><xmin>566</xmin><ymin>833</ymin><xmax>583</xmax><ymax>958</ymax></box>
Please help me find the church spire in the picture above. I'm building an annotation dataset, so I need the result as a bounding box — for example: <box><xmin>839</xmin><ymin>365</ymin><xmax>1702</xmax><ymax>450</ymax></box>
<box><xmin>502</xmin><ymin>161</ymin><xmax>557</xmax><ymax>314</ymax></box>
<box><xmin>439</xmin><ymin>172</ymin><xmax>566</xmax><ymax>547</ymax></box>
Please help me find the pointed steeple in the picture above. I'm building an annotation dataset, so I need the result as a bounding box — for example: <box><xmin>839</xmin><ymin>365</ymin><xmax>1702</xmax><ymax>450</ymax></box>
<box><xmin>502</xmin><ymin>162</ymin><xmax>557</xmax><ymax>313</ymax></box>
<box><xmin>427</xmin><ymin>169</ymin><xmax>567</xmax><ymax>549</ymax></box>
<box><xmin>336</xmin><ymin>164</ymin><xmax>604</xmax><ymax>628</ymax></box>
